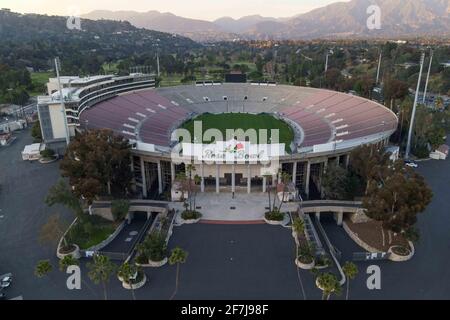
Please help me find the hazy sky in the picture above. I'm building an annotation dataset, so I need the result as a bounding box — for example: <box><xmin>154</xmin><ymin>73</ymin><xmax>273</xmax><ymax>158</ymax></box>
<box><xmin>1</xmin><ymin>0</ymin><xmax>347</xmax><ymax>20</ymax></box>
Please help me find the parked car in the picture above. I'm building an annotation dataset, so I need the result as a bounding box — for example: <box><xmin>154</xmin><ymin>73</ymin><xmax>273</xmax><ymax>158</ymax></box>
<box><xmin>0</xmin><ymin>273</ymin><xmax>12</xmax><ymax>288</ymax></box>
<box><xmin>405</xmin><ymin>160</ymin><xmax>418</xmax><ymax>168</ymax></box>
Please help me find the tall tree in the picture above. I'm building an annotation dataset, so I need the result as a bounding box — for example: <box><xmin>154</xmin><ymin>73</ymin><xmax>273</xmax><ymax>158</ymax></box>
<box><xmin>316</xmin><ymin>272</ymin><xmax>341</xmax><ymax>300</ymax></box>
<box><xmin>321</xmin><ymin>164</ymin><xmax>350</xmax><ymax>200</ymax></box>
<box><xmin>117</xmin><ymin>262</ymin><xmax>139</xmax><ymax>300</ymax></box>
<box><xmin>60</xmin><ymin>129</ymin><xmax>132</xmax><ymax>204</ymax></box>
<box><xmin>349</xmin><ymin>145</ymin><xmax>390</xmax><ymax>194</ymax></box>
<box><xmin>39</xmin><ymin>213</ymin><xmax>71</xmax><ymax>249</ymax></box>
<box><xmin>35</xmin><ymin>260</ymin><xmax>53</xmax><ymax>278</ymax></box>
<box><xmin>168</xmin><ymin>247</ymin><xmax>188</xmax><ymax>300</ymax></box>
<box><xmin>45</xmin><ymin>180</ymin><xmax>84</xmax><ymax>217</ymax></box>
<box><xmin>363</xmin><ymin>161</ymin><xmax>433</xmax><ymax>243</ymax></box>
<box><xmin>87</xmin><ymin>254</ymin><xmax>116</xmax><ymax>300</ymax></box>
<box><xmin>277</xmin><ymin>172</ymin><xmax>292</xmax><ymax>213</ymax></box>
<box><xmin>59</xmin><ymin>255</ymin><xmax>79</xmax><ymax>272</ymax></box>
<box><xmin>342</xmin><ymin>262</ymin><xmax>358</xmax><ymax>300</ymax></box>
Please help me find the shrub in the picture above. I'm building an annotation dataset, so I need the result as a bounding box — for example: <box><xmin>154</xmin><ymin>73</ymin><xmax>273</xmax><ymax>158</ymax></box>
<box><xmin>181</xmin><ymin>210</ymin><xmax>202</xmax><ymax>220</ymax></box>
<box><xmin>111</xmin><ymin>199</ymin><xmax>130</xmax><ymax>221</ymax></box>
<box><xmin>316</xmin><ymin>255</ymin><xmax>332</xmax><ymax>268</ymax></box>
<box><xmin>391</xmin><ymin>245</ymin><xmax>410</xmax><ymax>256</ymax></box>
<box><xmin>298</xmin><ymin>243</ymin><xmax>314</xmax><ymax>264</ymax></box>
<box><xmin>265</xmin><ymin>210</ymin><xmax>284</xmax><ymax>221</ymax></box>
<box><xmin>147</xmin><ymin>232</ymin><xmax>167</xmax><ymax>261</ymax></box>
<box><xmin>404</xmin><ymin>227</ymin><xmax>420</xmax><ymax>243</ymax></box>
<box><xmin>292</xmin><ymin>217</ymin><xmax>305</xmax><ymax>234</ymax></box>
<box><xmin>40</xmin><ymin>148</ymin><xmax>55</xmax><ymax>159</ymax></box>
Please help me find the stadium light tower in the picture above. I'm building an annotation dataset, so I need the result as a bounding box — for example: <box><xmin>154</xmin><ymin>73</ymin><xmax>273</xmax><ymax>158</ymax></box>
<box><xmin>54</xmin><ymin>57</ymin><xmax>71</xmax><ymax>146</ymax></box>
<box><xmin>156</xmin><ymin>50</ymin><xmax>161</xmax><ymax>77</ymax></box>
<box><xmin>376</xmin><ymin>49</ymin><xmax>382</xmax><ymax>84</ymax></box>
<box><xmin>405</xmin><ymin>52</ymin><xmax>426</xmax><ymax>159</ymax></box>
<box><xmin>422</xmin><ymin>49</ymin><xmax>433</xmax><ymax>104</ymax></box>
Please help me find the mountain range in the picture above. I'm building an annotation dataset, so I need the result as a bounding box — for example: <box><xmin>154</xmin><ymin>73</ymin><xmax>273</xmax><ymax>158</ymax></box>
<box><xmin>83</xmin><ymin>0</ymin><xmax>450</xmax><ymax>42</ymax></box>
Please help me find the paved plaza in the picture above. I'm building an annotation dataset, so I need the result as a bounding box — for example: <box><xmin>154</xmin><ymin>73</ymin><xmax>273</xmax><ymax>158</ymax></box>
<box><xmin>172</xmin><ymin>192</ymin><xmax>299</xmax><ymax>222</ymax></box>
<box><xmin>1</xmin><ymin>130</ymin><xmax>450</xmax><ymax>299</ymax></box>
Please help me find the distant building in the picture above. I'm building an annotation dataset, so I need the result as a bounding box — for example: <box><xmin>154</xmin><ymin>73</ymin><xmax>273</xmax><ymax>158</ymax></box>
<box><xmin>21</xmin><ymin>143</ymin><xmax>43</xmax><ymax>161</ymax></box>
<box><xmin>385</xmin><ymin>146</ymin><xmax>400</xmax><ymax>162</ymax></box>
<box><xmin>0</xmin><ymin>132</ymin><xmax>13</xmax><ymax>146</ymax></box>
<box><xmin>397</xmin><ymin>62</ymin><xmax>418</xmax><ymax>70</ymax></box>
<box><xmin>430</xmin><ymin>144</ymin><xmax>449</xmax><ymax>160</ymax></box>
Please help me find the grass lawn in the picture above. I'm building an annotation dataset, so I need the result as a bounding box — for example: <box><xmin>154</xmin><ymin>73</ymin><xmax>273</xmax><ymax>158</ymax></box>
<box><xmin>180</xmin><ymin>113</ymin><xmax>294</xmax><ymax>152</ymax></box>
<box><xmin>30</xmin><ymin>72</ymin><xmax>53</xmax><ymax>96</ymax></box>
<box><xmin>67</xmin><ymin>215</ymin><xmax>118</xmax><ymax>250</ymax></box>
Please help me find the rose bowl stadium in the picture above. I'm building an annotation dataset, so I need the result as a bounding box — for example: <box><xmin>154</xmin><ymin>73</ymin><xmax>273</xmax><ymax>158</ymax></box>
<box><xmin>37</xmin><ymin>74</ymin><xmax>398</xmax><ymax>200</ymax></box>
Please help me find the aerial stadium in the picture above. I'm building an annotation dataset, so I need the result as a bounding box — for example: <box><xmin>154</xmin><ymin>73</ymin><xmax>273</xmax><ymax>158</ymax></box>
<box><xmin>37</xmin><ymin>74</ymin><xmax>398</xmax><ymax>200</ymax></box>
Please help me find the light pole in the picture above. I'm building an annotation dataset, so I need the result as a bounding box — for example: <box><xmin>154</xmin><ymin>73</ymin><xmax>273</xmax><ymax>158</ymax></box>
<box><xmin>224</xmin><ymin>96</ymin><xmax>228</xmax><ymax>113</ymax></box>
<box><xmin>422</xmin><ymin>49</ymin><xmax>433</xmax><ymax>105</ymax></box>
<box><xmin>376</xmin><ymin>49</ymin><xmax>382</xmax><ymax>84</ymax></box>
<box><xmin>405</xmin><ymin>52</ymin><xmax>425</xmax><ymax>159</ymax></box>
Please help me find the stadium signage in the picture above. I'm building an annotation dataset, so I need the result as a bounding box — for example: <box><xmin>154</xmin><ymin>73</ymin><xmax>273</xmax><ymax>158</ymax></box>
<box><xmin>182</xmin><ymin>140</ymin><xmax>285</xmax><ymax>163</ymax></box>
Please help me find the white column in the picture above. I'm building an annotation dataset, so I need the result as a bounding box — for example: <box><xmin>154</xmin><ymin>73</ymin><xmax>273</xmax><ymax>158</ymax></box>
<box><xmin>140</xmin><ymin>156</ymin><xmax>147</xmax><ymax>198</ymax></box>
<box><xmin>216</xmin><ymin>164</ymin><xmax>220</xmax><ymax>194</ymax></box>
<box><xmin>292</xmin><ymin>162</ymin><xmax>297</xmax><ymax>185</ymax></box>
<box><xmin>335</xmin><ymin>210</ymin><xmax>344</xmax><ymax>226</ymax></box>
<box><xmin>157</xmin><ymin>160</ymin><xmax>163</xmax><ymax>194</ymax></box>
<box><xmin>232</xmin><ymin>164</ymin><xmax>236</xmax><ymax>193</ymax></box>
<box><xmin>321</xmin><ymin>159</ymin><xmax>328</xmax><ymax>198</ymax></box>
<box><xmin>171</xmin><ymin>163</ymin><xmax>175</xmax><ymax>183</ymax></box>
<box><xmin>262</xmin><ymin>176</ymin><xmax>267</xmax><ymax>193</ymax></box>
<box><xmin>345</xmin><ymin>154</ymin><xmax>350</xmax><ymax>169</ymax></box>
<box><xmin>247</xmin><ymin>164</ymin><xmax>251</xmax><ymax>194</ymax></box>
<box><xmin>272</xmin><ymin>174</ymin><xmax>277</xmax><ymax>187</ymax></box>
<box><xmin>305</xmin><ymin>161</ymin><xmax>311</xmax><ymax>198</ymax></box>
<box><xmin>200</xmin><ymin>162</ymin><xmax>205</xmax><ymax>193</ymax></box>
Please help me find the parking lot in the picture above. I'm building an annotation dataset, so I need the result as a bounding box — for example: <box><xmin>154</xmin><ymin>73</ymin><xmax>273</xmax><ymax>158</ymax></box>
<box><xmin>1</xmin><ymin>129</ymin><xmax>449</xmax><ymax>299</ymax></box>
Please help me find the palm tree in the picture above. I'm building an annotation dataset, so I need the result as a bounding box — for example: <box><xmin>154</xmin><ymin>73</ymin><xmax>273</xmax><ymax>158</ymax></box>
<box><xmin>117</xmin><ymin>262</ymin><xmax>139</xmax><ymax>300</ymax></box>
<box><xmin>277</xmin><ymin>172</ymin><xmax>292</xmax><ymax>213</ymax></box>
<box><xmin>35</xmin><ymin>260</ymin><xmax>53</xmax><ymax>278</ymax></box>
<box><xmin>316</xmin><ymin>272</ymin><xmax>341</xmax><ymax>300</ymax></box>
<box><xmin>292</xmin><ymin>217</ymin><xmax>305</xmax><ymax>235</ymax></box>
<box><xmin>342</xmin><ymin>261</ymin><xmax>359</xmax><ymax>300</ymax></box>
<box><xmin>58</xmin><ymin>255</ymin><xmax>79</xmax><ymax>272</ymax></box>
<box><xmin>263</xmin><ymin>173</ymin><xmax>273</xmax><ymax>212</ymax></box>
<box><xmin>435</xmin><ymin>96</ymin><xmax>444</xmax><ymax>110</ymax></box>
<box><xmin>87</xmin><ymin>254</ymin><xmax>116</xmax><ymax>300</ymax></box>
<box><xmin>193</xmin><ymin>175</ymin><xmax>202</xmax><ymax>210</ymax></box>
<box><xmin>168</xmin><ymin>247</ymin><xmax>188</xmax><ymax>300</ymax></box>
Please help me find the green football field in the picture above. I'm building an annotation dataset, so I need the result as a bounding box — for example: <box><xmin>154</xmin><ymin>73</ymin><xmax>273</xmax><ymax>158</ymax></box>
<box><xmin>180</xmin><ymin>113</ymin><xmax>294</xmax><ymax>152</ymax></box>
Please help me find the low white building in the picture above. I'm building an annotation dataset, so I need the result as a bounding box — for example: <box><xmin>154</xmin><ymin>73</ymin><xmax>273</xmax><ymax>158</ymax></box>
<box><xmin>430</xmin><ymin>145</ymin><xmax>449</xmax><ymax>160</ymax></box>
<box><xmin>22</xmin><ymin>143</ymin><xmax>43</xmax><ymax>161</ymax></box>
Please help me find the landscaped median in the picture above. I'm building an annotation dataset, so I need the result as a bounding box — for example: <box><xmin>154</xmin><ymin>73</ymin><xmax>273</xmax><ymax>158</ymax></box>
<box><xmin>264</xmin><ymin>210</ymin><xmax>290</xmax><ymax>226</ymax></box>
<box><xmin>135</xmin><ymin>209</ymin><xmax>176</xmax><ymax>268</ymax></box>
<box><xmin>343</xmin><ymin>214</ymin><xmax>415</xmax><ymax>262</ymax></box>
<box><xmin>57</xmin><ymin>215</ymin><xmax>123</xmax><ymax>259</ymax></box>
<box><xmin>176</xmin><ymin>209</ymin><xmax>202</xmax><ymax>225</ymax></box>
<box><xmin>291</xmin><ymin>215</ymin><xmax>315</xmax><ymax>270</ymax></box>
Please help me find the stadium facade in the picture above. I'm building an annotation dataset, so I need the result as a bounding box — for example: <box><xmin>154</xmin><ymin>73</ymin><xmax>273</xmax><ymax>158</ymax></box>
<box><xmin>38</xmin><ymin>75</ymin><xmax>398</xmax><ymax>200</ymax></box>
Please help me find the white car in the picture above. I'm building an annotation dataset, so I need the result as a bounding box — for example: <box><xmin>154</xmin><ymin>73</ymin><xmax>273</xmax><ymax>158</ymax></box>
<box><xmin>405</xmin><ymin>161</ymin><xmax>418</xmax><ymax>168</ymax></box>
<box><xmin>0</xmin><ymin>273</ymin><xmax>12</xmax><ymax>288</ymax></box>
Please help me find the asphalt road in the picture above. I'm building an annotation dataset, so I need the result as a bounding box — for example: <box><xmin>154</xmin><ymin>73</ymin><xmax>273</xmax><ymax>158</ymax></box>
<box><xmin>0</xmin><ymin>129</ymin><xmax>449</xmax><ymax>299</ymax></box>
